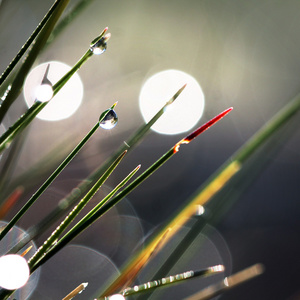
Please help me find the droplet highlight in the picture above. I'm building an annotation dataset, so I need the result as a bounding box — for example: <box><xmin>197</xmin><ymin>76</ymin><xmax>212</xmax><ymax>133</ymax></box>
<box><xmin>90</xmin><ymin>32</ymin><xmax>111</xmax><ymax>55</ymax></box>
<box><xmin>100</xmin><ymin>109</ymin><xmax>118</xmax><ymax>129</ymax></box>
<box><xmin>35</xmin><ymin>83</ymin><xmax>53</xmax><ymax>102</ymax></box>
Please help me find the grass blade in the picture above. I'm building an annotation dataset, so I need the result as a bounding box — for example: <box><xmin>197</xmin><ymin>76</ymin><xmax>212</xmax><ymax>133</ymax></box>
<box><xmin>10</xmin><ymin>84</ymin><xmax>187</xmax><ymax>253</ymax></box>
<box><xmin>114</xmin><ymin>265</ymin><xmax>224</xmax><ymax>298</ymax></box>
<box><xmin>0</xmin><ymin>0</ymin><xmax>71</xmax><ymax>122</ymax></box>
<box><xmin>29</xmin><ymin>108</ymin><xmax>231</xmax><ymax>275</ymax></box>
<box><xmin>183</xmin><ymin>264</ymin><xmax>264</xmax><ymax>300</ymax></box>
<box><xmin>130</xmin><ymin>90</ymin><xmax>300</xmax><ymax>297</ymax></box>
<box><xmin>0</xmin><ymin>0</ymin><xmax>67</xmax><ymax>88</ymax></box>
<box><xmin>0</xmin><ymin>104</ymin><xmax>116</xmax><ymax>241</ymax></box>
<box><xmin>28</xmin><ymin>149</ymin><xmax>127</xmax><ymax>270</ymax></box>
<box><xmin>0</xmin><ymin>28</ymin><xmax>110</xmax><ymax>153</ymax></box>
<box><xmin>30</xmin><ymin>164</ymin><xmax>141</xmax><ymax>272</ymax></box>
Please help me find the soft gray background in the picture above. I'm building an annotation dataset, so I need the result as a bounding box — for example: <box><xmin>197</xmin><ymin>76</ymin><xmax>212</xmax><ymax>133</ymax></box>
<box><xmin>0</xmin><ymin>0</ymin><xmax>300</xmax><ymax>299</ymax></box>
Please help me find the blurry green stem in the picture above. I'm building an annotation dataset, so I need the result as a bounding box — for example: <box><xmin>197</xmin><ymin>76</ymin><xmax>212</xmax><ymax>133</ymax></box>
<box><xmin>235</xmin><ymin>93</ymin><xmax>300</xmax><ymax>163</ymax></box>
<box><xmin>47</xmin><ymin>0</ymin><xmax>96</xmax><ymax>45</ymax></box>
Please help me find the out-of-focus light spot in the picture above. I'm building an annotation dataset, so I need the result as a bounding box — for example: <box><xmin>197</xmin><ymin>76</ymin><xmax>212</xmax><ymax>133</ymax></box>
<box><xmin>23</xmin><ymin>61</ymin><xmax>84</xmax><ymax>121</ymax></box>
<box><xmin>35</xmin><ymin>84</ymin><xmax>53</xmax><ymax>102</ymax></box>
<box><xmin>196</xmin><ymin>205</ymin><xmax>205</xmax><ymax>216</ymax></box>
<box><xmin>139</xmin><ymin>69</ymin><xmax>205</xmax><ymax>135</ymax></box>
<box><xmin>107</xmin><ymin>294</ymin><xmax>125</xmax><ymax>300</ymax></box>
<box><xmin>0</xmin><ymin>254</ymin><xmax>30</xmax><ymax>290</ymax></box>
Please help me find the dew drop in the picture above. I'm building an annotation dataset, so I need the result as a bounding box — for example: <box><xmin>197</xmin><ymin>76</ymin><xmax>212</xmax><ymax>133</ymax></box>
<box><xmin>90</xmin><ymin>38</ymin><xmax>107</xmax><ymax>55</ymax></box>
<box><xmin>100</xmin><ymin>109</ymin><xmax>118</xmax><ymax>129</ymax></box>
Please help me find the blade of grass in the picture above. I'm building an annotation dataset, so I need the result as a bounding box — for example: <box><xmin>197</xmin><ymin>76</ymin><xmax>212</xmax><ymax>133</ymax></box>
<box><xmin>28</xmin><ymin>149</ymin><xmax>128</xmax><ymax>270</ymax></box>
<box><xmin>0</xmin><ymin>103</ymin><xmax>116</xmax><ymax>241</ymax></box>
<box><xmin>28</xmin><ymin>108</ymin><xmax>232</xmax><ymax>281</ymax></box>
<box><xmin>62</xmin><ymin>282</ymin><xmax>89</xmax><ymax>300</ymax></box>
<box><xmin>183</xmin><ymin>264</ymin><xmax>264</xmax><ymax>300</ymax></box>
<box><xmin>0</xmin><ymin>128</ymin><xmax>27</xmax><ymax>199</ymax></box>
<box><xmin>47</xmin><ymin>0</ymin><xmax>96</xmax><ymax>46</ymax></box>
<box><xmin>0</xmin><ymin>28</ymin><xmax>110</xmax><ymax>153</ymax></box>
<box><xmin>30</xmin><ymin>163</ymin><xmax>140</xmax><ymax>272</ymax></box>
<box><xmin>95</xmin><ymin>108</ymin><xmax>234</xmax><ymax>297</ymax></box>
<box><xmin>112</xmin><ymin>265</ymin><xmax>224</xmax><ymax>298</ymax></box>
<box><xmin>2</xmin><ymin>136</ymin><xmax>75</xmax><ymax>201</ymax></box>
<box><xmin>63</xmin><ymin>165</ymin><xmax>141</xmax><ymax>238</ymax></box>
<box><xmin>0</xmin><ymin>0</ymin><xmax>71</xmax><ymax>122</ymax></box>
<box><xmin>7</xmin><ymin>84</ymin><xmax>188</xmax><ymax>254</ymax></box>
<box><xmin>132</xmin><ymin>90</ymin><xmax>300</xmax><ymax>300</ymax></box>
<box><xmin>0</xmin><ymin>0</ymin><xmax>67</xmax><ymax>88</ymax></box>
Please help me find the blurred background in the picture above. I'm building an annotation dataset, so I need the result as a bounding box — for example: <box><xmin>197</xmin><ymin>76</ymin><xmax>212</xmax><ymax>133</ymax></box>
<box><xmin>0</xmin><ymin>0</ymin><xmax>300</xmax><ymax>299</ymax></box>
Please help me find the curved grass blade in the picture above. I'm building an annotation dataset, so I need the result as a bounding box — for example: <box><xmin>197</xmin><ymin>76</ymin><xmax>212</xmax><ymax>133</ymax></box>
<box><xmin>0</xmin><ymin>104</ymin><xmax>116</xmax><ymax>241</ymax></box>
<box><xmin>0</xmin><ymin>0</ymin><xmax>71</xmax><ymax>123</ymax></box>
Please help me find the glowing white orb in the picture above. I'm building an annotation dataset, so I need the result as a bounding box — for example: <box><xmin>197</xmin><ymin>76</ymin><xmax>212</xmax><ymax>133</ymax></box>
<box><xmin>23</xmin><ymin>61</ymin><xmax>84</xmax><ymax>121</ymax></box>
<box><xmin>35</xmin><ymin>84</ymin><xmax>53</xmax><ymax>102</ymax></box>
<box><xmin>139</xmin><ymin>69</ymin><xmax>205</xmax><ymax>135</ymax></box>
<box><xmin>108</xmin><ymin>295</ymin><xmax>125</xmax><ymax>300</ymax></box>
<box><xmin>0</xmin><ymin>255</ymin><xmax>30</xmax><ymax>290</ymax></box>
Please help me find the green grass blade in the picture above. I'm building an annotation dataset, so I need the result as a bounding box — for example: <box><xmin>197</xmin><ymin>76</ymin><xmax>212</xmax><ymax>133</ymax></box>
<box><xmin>0</xmin><ymin>104</ymin><xmax>116</xmax><ymax>241</ymax></box>
<box><xmin>0</xmin><ymin>0</ymin><xmax>67</xmax><ymax>88</ymax></box>
<box><xmin>134</xmin><ymin>91</ymin><xmax>300</xmax><ymax>294</ymax></box>
<box><xmin>10</xmin><ymin>85</ymin><xmax>188</xmax><ymax>253</ymax></box>
<box><xmin>0</xmin><ymin>30</ymin><xmax>109</xmax><ymax>153</ymax></box>
<box><xmin>0</xmin><ymin>0</ymin><xmax>71</xmax><ymax>123</ymax></box>
<box><xmin>28</xmin><ymin>149</ymin><xmax>127</xmax><ymax>270</ymax></box>
<box><xmin>29</xmin><ymin>108</ymin><xmax>231</xmax><ymax>276</ymax></box>
<box><xmin>30</xmin><ymin>164</ymin><xmax>141</xmax><ymax>272</ymax></box>
<box><xmin>46</xmin><ymin>0</ymin><xmax>96</xmax><ymax>46</ymax></box>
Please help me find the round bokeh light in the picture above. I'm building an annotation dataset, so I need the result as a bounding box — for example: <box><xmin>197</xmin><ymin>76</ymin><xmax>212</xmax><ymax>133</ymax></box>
<box><xmin>139</xmin><ymin>69</ymin><xmax>205</xmax><ymax>135</ymax></box>
<box><xmin>0</xmin><ymin>254</ymin><xmax>30</xmax><ymax>290</ymax></box>
<box><xmin>23</xmin><ymin>61</ymin><xmax>84</xmax><ymax>121</ymax></box>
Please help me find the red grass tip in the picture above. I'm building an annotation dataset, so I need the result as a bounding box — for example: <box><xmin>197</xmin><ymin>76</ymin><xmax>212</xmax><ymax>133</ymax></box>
<box><xmin>173</xmin><ymin>107</ymin><xmax>233</xmax><ymax>153</ymax></box>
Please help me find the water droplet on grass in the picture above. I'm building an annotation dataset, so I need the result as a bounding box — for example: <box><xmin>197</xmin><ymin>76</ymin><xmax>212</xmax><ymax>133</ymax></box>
<box><xmin>100</xmin><ymin>109</ymin><xmax>118</xmax><ymax>129</ymax></box>
<box><xmin>90</xmin><ymin>31</ymin><xmax>111</xmax><ymax>55</ymax></box>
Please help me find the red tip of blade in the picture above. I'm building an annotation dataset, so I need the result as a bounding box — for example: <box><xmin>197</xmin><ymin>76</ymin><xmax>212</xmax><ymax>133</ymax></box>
<box><xmin>185</xmin><ymin>107</ymin><xmax>233</xmax><ymax>142</ymax></box>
